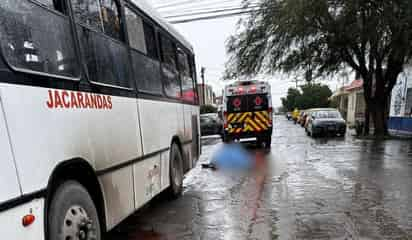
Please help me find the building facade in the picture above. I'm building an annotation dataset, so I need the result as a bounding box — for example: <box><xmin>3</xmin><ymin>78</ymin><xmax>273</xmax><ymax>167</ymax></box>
<box><xmin>389</xmin><ymin>66</ymin><xmax>412</xmax><ymax>135</ymax></box>
<box><xmin>331</xmin><ymin>79</ymin><xmax>366</xmax><ymax>127</ymax></box>
<box><xmin>197</xmin><ymin>83</ymin><xmax>215</xmax><ymax>106</ymax></box>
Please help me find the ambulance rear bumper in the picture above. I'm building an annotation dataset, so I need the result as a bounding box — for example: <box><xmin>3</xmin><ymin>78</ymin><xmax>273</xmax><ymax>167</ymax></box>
<box><xmin>224</xmin><ymin>128</ymin><xmax>272</xmax><ymax>141</ymax></box>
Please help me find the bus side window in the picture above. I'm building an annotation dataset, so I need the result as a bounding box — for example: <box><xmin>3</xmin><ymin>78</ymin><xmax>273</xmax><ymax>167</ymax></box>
<box><xmin>126</xmin><ymin>7</ymin><xmax>162</xmax><ymax>94</ymax></box>
<box><xmin>177</xmin><ymin>48</ymin><xmax>195</xmax><ymax>103</ymax></box>
<box><xmin>71</xmin><ymin>0</ymin><xmax>104</xmax><ymax>32</ymax></box>
<box><xmin>34</xmin><ymin>0</ymin><xmax>66</xmax><ymax>13</ymax></box>
<box><xmin>160</xmin><ymin>35</ymin><xmax>180</xmax><ymax>98</ymax></box>
<box><xmin>0</xmin><ymin>0</ymin><xmax>80</xmax><ymax>78</ymax></box>
<box><xmin>189</xmin><ymin>56</ymin><xmax>199</xmax><ymax>104</ymax></box>
<box><xmin>74</xmin><ymin>0</ymin><xmax>132</xmax><ymax>88</ymax></box>
<box><xmin>100</xmin><ymin>0</ymin><xmax>124</xmax><ymax>41</ymax></box>
<box><xmin>143</xmin><ymin>22</ymin><xmax>159</xmax><ymax>60</ymax></box>
<box><xmin>125</xmin><ymin>7</ymin><xmax>147</xmax><ymax>54</ymax></box>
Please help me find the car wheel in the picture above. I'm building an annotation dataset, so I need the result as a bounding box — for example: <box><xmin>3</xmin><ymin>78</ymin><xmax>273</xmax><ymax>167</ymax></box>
<box><xmin>48</xmin><ymin>181</ymin><xmax>101</xmax><ymax>240</ymax></box>
<box><xmin>166</xmin><ymin>143</ymin><xmax>184</xmax><ymax>198</ymax></box>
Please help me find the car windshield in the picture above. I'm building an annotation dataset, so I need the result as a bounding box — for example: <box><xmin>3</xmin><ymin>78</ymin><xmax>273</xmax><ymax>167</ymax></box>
<box><xmin>315</xmin><ymin>111</ymin><xmax>341</xmax><ymax>119</ymax></box>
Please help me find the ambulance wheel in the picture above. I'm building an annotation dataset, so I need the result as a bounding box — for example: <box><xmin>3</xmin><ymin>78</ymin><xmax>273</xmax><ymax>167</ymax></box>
<box><xmin>166</xmin><ymin>143</ymin><xmax>184</xmax><ymax>199</ymax></box>
<box><xmin>263</xmin><ymin>136</ymin><xmax>272</xmax><ymax>149</ymax></box>
<box><xmin>48</xmin><ymin>181</ymin><xmax>101</xmax><ymax>240</ymax></box>
<box><xmin>258</xmin><ymin>136</ymin><xmax>271</xmax><ymax>149</ymax></box>
<box><xmin>223</xmin><ymin>134</ymin><xmax>231</xmax><ymax>143</ymax></box>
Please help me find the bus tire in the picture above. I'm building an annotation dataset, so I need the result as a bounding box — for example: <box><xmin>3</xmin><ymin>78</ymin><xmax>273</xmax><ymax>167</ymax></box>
<box><xmin>48</xmin><ymin>181</ymin><xmax>101</xmax><ymax>240</ymax></box>
<box><xmin>166</xmin><ymin>143</ymin><xmax>184</xmax><ymax>199</ymax></box>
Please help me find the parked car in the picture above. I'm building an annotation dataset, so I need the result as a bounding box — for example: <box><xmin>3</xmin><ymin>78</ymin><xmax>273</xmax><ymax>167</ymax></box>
<box><xmin>307</xmin><ymin>109</ymin><xmax>347</xmax><ymax>137</ymax></box>
<box><xmin>292</xmin><ymin>108</ymin><xmax>300</xmax><ymax>123</ymax></box>
<box><xmin>200</xmin><ymin>113</ymin><xmax>223</xmax><ymax>136</ymax></box>
<box><xmin>297</xmin><ymin>111</ymin><xmax>308</xmax><ymax>127</ymax></box>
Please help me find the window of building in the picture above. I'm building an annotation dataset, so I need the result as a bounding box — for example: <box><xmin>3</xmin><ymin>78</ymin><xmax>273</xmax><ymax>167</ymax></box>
<box><xmin>71</xmin><ymin>0</ymin><xmax>104</xmax><ymax>32</ymax></box>
<box><xmin>160</xmin><ymin>35</ymin><xmax>180</xmax><ymax>98</ymax></box>
<box><xmin>125</xmin><ymin>7</ymin><xmax>147</xmax><ymax>53</ymax></box>
<box><xmin>406</xmin><ymin>88</ymin><xmax>412</xmax><ymax>115</ymax></box>
<box><xmin>100</xmin><ymin>0</ymin><xmax>123</xmax><ymax>41</ymax></box>
<box><xmin>0</xmin><ymin>0</ymin><xmax>79</xmax><ymax>78</ymax></box>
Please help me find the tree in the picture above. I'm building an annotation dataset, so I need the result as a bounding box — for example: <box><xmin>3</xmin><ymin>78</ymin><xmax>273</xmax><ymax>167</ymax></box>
<box><xmin>281</xmin><ymin>84</ymin><xmax>332</xmax><ymax>111</ymax></box>
<box><xmin>226</xmin><ymin>0</ymin><xmax>412</xmax><ymax>136</ymax></box>
<box><xmin>281</xmin><ymin>88</ymin><xmax>301</xmax><ymax>111</ymax></box>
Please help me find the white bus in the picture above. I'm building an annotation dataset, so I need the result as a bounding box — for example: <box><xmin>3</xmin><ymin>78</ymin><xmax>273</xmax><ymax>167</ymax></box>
<box><xmin>0</xmin><ymin>0</ymin><xmax>200</xmax><ymax>239</ymax></box>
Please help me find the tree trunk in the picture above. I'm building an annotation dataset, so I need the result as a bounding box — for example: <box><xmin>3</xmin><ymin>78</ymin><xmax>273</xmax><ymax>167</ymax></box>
<box><xmin>369</xmin><ymin>97</ymin><xmax>389</xmax><ymax>137</ymax></box>
<box><xmin>364</xmin><ymin>106</ymin><xmax>370</xmax><ymax>136</ymax></box>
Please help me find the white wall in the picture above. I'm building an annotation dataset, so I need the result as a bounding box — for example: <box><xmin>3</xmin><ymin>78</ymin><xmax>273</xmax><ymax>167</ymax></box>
<box><xmin>390</xmin><ymin>66</ymin><xmax>412</xmax><ymax>117</ymax></box>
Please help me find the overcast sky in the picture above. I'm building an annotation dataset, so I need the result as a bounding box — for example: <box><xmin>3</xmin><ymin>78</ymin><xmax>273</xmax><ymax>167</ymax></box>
<box><xmin>147</xmin><ymin>0</ymin><xmax>343</xmax><ymax>108</ymax></box>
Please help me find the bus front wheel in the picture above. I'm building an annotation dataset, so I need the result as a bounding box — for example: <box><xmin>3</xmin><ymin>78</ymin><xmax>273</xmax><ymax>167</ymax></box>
<box><xmin>166</xmin><ymin>143</ymin><xmax>184</xmax><ymax>198</ymax></box>
<box><xmin>48</xmin><ymin>180</ymin><xmax>101</xmax><ymax>240</ymax></box>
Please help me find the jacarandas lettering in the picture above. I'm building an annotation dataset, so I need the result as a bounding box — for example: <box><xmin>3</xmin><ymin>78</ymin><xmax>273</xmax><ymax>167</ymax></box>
<box><xmin>46</xmin><ymin>90</ymin><xmax>112</xmax><ymax>110</ymax></box>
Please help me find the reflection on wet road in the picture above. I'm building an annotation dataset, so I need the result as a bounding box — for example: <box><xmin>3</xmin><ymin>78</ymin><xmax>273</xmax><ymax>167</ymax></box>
<box><xmin>107</xmin><ymin>116</ymin><xmax>412</xmax><ymax>240</ymax></box>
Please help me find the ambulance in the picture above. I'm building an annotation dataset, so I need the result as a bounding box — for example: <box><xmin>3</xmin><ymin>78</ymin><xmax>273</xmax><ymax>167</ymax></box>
<box><xmin>222</xmin><ymin>80</ymin><xmax>273</xmax><ymax>148</ymax></box>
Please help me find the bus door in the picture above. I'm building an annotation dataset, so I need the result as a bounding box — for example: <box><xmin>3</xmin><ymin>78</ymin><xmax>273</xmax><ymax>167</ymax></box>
<box><xmin>0</xmin><ymin>96</ymin><xmax>21</xmax><ymax>203</ymax></box>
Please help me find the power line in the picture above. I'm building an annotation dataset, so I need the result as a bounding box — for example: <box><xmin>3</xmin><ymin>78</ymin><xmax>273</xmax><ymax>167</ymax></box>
<box><xmin>160</xmin><ymin>3</ymin><xmax>258</xmax><ymax>16</ymax></box>
<box><xmin>169</xmin><ymin>10</ymin><xmax>257</xmax><ymax>24</ymax></box>
<box><xmin>164</xmin><ymin>6</ymin><xmax>259</xmax><ymax>19</ymax></box>
<box><xmin>155</xmin><ymin>0</ymin><xmax>248</xmax><ymax>10</ymax></box>
<box><xmin>158</xmin><ymin>0</ymin><xmax>258</xmax><ymax>13</ymax></box>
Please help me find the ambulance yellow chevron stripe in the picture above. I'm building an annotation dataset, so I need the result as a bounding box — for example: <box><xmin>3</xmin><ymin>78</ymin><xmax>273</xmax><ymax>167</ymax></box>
<box><xmin>227</xmin><ymin>111</ymin><xmax>271</xmax><ymax>133</ymax></box>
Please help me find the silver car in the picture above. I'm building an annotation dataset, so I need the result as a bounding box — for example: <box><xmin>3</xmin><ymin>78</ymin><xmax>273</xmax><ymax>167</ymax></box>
<box><xmin>307</xmin><ymin>109</ymin><xmax>347</xmax><ymax>137</ymax></box>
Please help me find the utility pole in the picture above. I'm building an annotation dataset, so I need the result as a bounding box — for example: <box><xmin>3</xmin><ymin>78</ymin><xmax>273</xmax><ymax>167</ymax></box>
<box><xmin>201</xmin><ymin>67</ymin><xmax>206</xmax><ymax>105</ymax></box>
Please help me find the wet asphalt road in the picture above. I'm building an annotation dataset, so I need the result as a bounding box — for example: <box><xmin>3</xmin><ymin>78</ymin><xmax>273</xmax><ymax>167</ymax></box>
<box><xmin>107</xmin><ymin>116</ymin><xmax>412</xmax><ymax>240</ymax></box>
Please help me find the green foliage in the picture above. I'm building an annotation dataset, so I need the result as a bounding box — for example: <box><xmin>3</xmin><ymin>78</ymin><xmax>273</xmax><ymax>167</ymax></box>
<box><xmin>281</xmin><ymin>88</ymin><xmax>301</xmax><ymax>111</ymax></box>
<box><xmin>281</xmin><ymin>84</ymin><xmax>332</xmax><ymax>111</ymax></box>
<box><xmin>200</xmin><ymin>105</ymin><xmax>217</xmax><ymax>114</ymax></box>
<box><xmin>226</xmin><ymin>0</ymin><xmax>412</xmax><ymax>79</ymax></box>
<box><xmin>226</xmin><ymin>0</ymin><xmax>412</xmax><ymax>135</ymax></box>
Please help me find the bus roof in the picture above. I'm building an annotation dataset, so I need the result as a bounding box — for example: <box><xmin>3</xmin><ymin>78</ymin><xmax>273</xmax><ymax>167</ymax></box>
<box><xmin>130</xmin><ymin>0</ymin><xmax>194</xmax><ymax>52</ymax></box>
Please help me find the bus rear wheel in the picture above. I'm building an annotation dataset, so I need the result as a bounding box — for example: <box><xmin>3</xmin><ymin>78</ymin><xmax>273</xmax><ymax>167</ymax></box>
<box><xmin>48</xmin><ymin>181</ymin><xmax>101</xmax><ymax>240</ymax></box>
<box><xmin>166</xmin><ymin>143</ymin><xmax>184</xmax><ymax>198</ymax></box>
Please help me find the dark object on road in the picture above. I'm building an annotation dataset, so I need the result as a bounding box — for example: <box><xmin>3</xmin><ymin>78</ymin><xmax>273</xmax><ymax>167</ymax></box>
<box><xmin>286</xmin><ymin>112</ymin><xmax>292</xmax><ymax>120</ymax></box>
<box><xmin>200</xmin><ymin>113</ymin><xmax>223</xmax><ymax>136</ymax></box>
<box><xmin>201</xmin><ymin>163</ymin><xmax>217</xmax><ymax>170</ymax></box>
<box><xmin>307</xmin><ymin>109</ymin><xmax>347</xmax><ymax>137</ymax></box>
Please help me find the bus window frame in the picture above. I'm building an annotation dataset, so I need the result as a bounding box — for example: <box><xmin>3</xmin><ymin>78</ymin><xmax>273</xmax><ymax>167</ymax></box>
<box><xmin>176</xmin><ymin>45</ymin><xmax>197</xmax><ymax>105</ymax></box>
<box><xmin>123</xmin><ymin>0</ymin><xmax>199</xmax><ymax>105</ymax></box>
<box><xmin>158</xmin><ymin>31</ymin><xmax>183</xmax><ymax>100</ymax></box>
<box><xmin>123</xmin><ymin>3</ymin><xmax>164</xmax><ymax>97</ymax></box>
<box><xmin>72</xmin><ymin>0</ymin><xmax>135</xmax><ymax>91</ymax></box>
<box><xmin>0</xmin><ymin>0</ymin><xmax>82</xmax><ymax>82</ymax></box>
